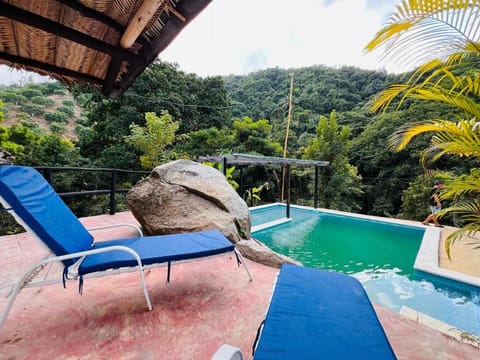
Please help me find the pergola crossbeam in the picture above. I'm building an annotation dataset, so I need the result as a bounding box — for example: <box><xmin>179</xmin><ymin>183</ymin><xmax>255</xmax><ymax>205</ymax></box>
<box><xmin>198</xmin><ymin>154</ymin><xmax>330</xmax><ymax>216</ymax></box>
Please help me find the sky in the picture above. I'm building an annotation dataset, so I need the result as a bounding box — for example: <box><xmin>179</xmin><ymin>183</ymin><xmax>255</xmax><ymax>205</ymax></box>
<box><xmin>0</xmin><ymin>0</ymin><xmax>409</xmax><ymax>85</ymax></box>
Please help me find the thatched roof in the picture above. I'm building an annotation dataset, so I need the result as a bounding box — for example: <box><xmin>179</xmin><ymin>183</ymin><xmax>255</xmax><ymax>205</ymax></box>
<box><xmin>0</xmin><ymin>0</ymin><xmax>211</xmax><ymax>97</ymax></box>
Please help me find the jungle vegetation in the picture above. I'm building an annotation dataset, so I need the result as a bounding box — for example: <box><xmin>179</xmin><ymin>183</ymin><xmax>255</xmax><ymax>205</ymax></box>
<box><xmin>0</xmin><ymin>51</ymin><xmax>474</xmax><ymax>231</ymax></box>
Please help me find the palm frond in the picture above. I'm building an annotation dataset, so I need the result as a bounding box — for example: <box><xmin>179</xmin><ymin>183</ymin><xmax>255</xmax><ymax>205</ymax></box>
<box><xmin>369</xmin><ymin>55</ymin><xmax>480</xmax><ymax>113</ymax></box>
<box><xmin>389</xmin><ymin>118</ymin><xmax>480</xmax><ymax>158</ymax></box>
<box><xmin>440</xmin><ymin>170</ymin><xmax>480</xmax><ymax>199</ymax></box>
<box><xmin>365</xmin><ymin>0</ymin><xmax>480</xmax><ymax>66</ymax></box>
<box><xmin>445</xmin><ymin>224</ymin><xmax>480</xmax><ymax>259</ymax></box>
<box><xmin>388</xmin><ymin>120</ymin><xmax>460</xmax><ymax>151</ymax></box>
<box><xmin>412</xmin><ymin>88</ymin><xmax>480</xmax><ymax>118</ymax></box>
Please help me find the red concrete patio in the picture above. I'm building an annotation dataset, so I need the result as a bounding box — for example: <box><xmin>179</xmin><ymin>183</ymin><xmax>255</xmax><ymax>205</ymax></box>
<box><xmin>1</xmin><ymin>212</ymin><xmax>479</xmax><ymax>359</ymax></box>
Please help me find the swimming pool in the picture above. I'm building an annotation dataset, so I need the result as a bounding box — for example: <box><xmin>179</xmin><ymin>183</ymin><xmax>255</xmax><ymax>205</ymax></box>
<box><xmin>251</xmin><ymin>204</ymin><xmax>480</xmax><ymax>337</ymax></box>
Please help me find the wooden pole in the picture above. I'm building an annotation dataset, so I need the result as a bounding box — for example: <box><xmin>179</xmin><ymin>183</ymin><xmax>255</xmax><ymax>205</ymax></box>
<box><xmin>281</xmin><ymin>73</ymin><xmax>294</xmax><ymax>202</ymax></box>
<box><xmin>121</xmin><ymin>0</ymin><xmax>169</xmax><ymax>49</ymax></box>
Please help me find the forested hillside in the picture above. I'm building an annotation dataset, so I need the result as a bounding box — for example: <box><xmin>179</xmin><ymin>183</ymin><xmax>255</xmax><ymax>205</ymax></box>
<box><xmin>0</xmin><ymin>82</ymin><xmax>81</xmax><ymax>139</ymax></box>
<box><xmin>224</xmin><ymin>66</ymin><xmax>401</xmax><ymax>154</ymax></box>
<box><xmin>0</xmin><ymin>60</ymin><xmax>465</xmax><ymax>221</ymax></box>
<box><xmin>222</xmin><ymin>66</ymin><xmax>465</xmax><ymax>216</ymax></box>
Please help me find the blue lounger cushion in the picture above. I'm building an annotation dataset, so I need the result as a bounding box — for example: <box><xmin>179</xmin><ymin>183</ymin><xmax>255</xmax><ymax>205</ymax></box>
<box><xmin>254</xmin><ymin>264</ymin><xmax>396</xmax><ymax>360</ymax></box>
<box><xmin>0</xmin><ymin>165</ymin><xmax>94</xmax><ymax>265</ymax></box>
<box><xmin>79</xmin><ymin>230</ymin><xmax>234</xmax><ymax>274</ymax></box>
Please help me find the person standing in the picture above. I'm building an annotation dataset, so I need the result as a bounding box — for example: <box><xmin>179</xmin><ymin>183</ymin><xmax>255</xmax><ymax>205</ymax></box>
<box><xmin>422</xmin><ymin>180</ymin><xmax>444</xmax><ymax>227</ymax></box>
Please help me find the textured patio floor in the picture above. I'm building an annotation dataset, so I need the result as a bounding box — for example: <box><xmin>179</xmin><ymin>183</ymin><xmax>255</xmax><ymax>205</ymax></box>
<box><xmin>1</xmin><ymin>211</ymin><xmax>480</xmax><ymax>359</ymax></box>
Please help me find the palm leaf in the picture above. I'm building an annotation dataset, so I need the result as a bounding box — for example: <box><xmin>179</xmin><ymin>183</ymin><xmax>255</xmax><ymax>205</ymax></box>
<box><xmin>445</xmin><ymin>224</ymin><xmax>480</xmax><ymax>259</ymax></box>
<box><xmin>440</xmin><ymin>199</ymin><xmax>480</xmax><ymax>259</ymax></box>
<box><xmin>389</xmin><ymin>119</ymin><xmax>480</xmax><ymax>158</ymax></box>
<box><xmin>370</xmin><ymin>55</ymin><xmax>480</xmax><ymax>113</ymax></box>
<box><xmin>365</xmin><ymin>0</ymin><xmax>480</xmax><ymax>65</ymax></box>
<box><xmin>440</xmin><ymin>171</ymin><xmax>480</xmax><ymax>198</ymax></box>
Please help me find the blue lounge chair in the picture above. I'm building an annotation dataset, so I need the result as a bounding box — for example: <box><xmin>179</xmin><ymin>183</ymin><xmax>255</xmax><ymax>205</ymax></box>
<box><xmin>254</xmin><ymin>264</ymin><xmax>396</xmax><ymax>359</ymax></box>
<box><xmin>213</xmin><ymin>264</ymin><xmax>396</xmax><ymax>360</ymax></box>
<box><xmin>0</xmin><ymin>165</ymin><xmax>252</xmax><ymax>328</ymax></box>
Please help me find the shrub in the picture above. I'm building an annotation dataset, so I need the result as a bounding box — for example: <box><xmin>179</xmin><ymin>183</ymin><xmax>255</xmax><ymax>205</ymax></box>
<box><xmin>44</xmin><ymin>111</ymin><xmax>69</xmax><ymax>123</ymax></box>
<box><xmin>19</xmin><ymin>88</ymin><xmax>43</xmax><ymax>99</ymax></box>
<box><xmin>20</xmin><ymin>103</ymin><xmax>45</xmax><ymax>117</ymax></box>
<box><xmin>57</xmin><ymin>105</ymin><xmax>74</xmax><ymax>117</ymax></box>
<box><xmin>61</xmin><ymin>99</ymin><xmax>74</xmax><ymax>107</ymax></box>
<box><xmin>50</xmin><ymin>122</ymin><xmax>66</xmax><ymax>133</ymax></box>
<box><xmin>0</xmin><ymin>91</ymin><xmax>27</xmax><ymax>105</ymax></box>
<box><xmin>31</xmin><ymin>95</ymin><xmax>49</xmax><ymax>105</ymax></box>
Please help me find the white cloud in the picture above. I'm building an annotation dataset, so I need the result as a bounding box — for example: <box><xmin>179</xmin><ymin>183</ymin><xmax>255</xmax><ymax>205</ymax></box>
<box><xmin>161</xmin><ymin>0</ymin><xmax>411</xmax><ymax>76</ymax></box>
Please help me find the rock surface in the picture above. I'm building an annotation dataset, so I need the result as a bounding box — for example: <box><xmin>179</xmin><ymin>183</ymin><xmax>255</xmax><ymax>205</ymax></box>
<box><xmin>127</xmin><ymin>160</ymin><xmax>298</xmax><ymax>267</ymax></box>
<box><xmin>127</xmin><ymin>160</ymin><xmax>250</xmax><ymax>243</ymax></box>
<box><xmin>236</xmin><ymin>239</ymin><xmax>301</xmax><ymax>268</ymax></box>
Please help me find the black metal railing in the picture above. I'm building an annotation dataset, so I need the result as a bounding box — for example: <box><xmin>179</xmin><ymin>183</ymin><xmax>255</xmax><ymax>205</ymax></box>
<box><xmin>35</xmin><ymin>166</ymin><xmax>150</xmax><ymax>215</ymax></box>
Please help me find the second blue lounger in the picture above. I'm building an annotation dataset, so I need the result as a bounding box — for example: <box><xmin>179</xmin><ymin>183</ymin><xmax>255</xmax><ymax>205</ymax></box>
<box><xmin>253</xmin><ymin>264</ymin><xmax>396</xmax><ymax>360</ymax></box>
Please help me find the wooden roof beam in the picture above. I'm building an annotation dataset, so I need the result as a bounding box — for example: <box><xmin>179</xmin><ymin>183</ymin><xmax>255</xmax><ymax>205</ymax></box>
<box><xmin>0</xmin><ymin>51</ymin><xmax>103</xmax><ymax>85</ymax></box>
<box><xmin>0</xmin><ymin>1</ymin><xmax>147</xmax><ymax>66</ymax></box>
<box><xmin>110</xmin><ymin>0</ymin><xmax>212</xmax><ymax>97</ymax></box>
<box><xmin>120</xmin><ymin>0</ymin><xmax>168</xmax><ymax>49</ymax></box>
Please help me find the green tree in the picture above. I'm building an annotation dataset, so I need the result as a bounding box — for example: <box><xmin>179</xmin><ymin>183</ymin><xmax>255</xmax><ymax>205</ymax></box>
<box><xmin>232</xmin><ymin>116</ymin><xmax>282</xmax><ymax>156</ymax></box>
<box><xmin>303</xmin><ymin>111</ymin><xmax>362</xmax><ymax>211</ymax></box>
<box><xmin>0</xmin><ymin>123</ymin><xmax>82</xmax><ymax>166</ymax></box>
<box><xmin>125</xmin><ymin>111</ymin><xmax>180</xmax><ymax>169</ymax></box>
<box><xmin>178</xmin><ymin>127</ymin><xmax>234</xmax><ymax>158</ymax></box>
<box><xmin>0</xmin><ymin>99</ymin><xmax>4</xmax><ymax>122</ymax></box>
<box><xmin>366</xmin><ymin>0</ymin><xmax>480</xmax><ymax>255</ymax></box>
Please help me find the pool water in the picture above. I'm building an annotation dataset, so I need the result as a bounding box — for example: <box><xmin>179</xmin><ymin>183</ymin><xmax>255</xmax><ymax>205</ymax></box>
<box><xmin>251</xmin><ymin>204</ymin><xmax>480</xmax><ymax>336</ymax></box>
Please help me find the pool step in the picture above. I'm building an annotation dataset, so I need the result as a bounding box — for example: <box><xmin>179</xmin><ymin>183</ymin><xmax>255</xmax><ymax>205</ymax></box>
<box><xmin>251</xmin><ymin>217</ymin><xmax>292</xmax><ymax>232</ymax></box>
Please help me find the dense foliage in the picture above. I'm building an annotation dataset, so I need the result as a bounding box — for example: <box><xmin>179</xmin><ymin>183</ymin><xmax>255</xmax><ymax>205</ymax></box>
<box><xmin>0</xmin><ymin>58</ymin><xmax>468</xmax><ymax>225</ymax></box>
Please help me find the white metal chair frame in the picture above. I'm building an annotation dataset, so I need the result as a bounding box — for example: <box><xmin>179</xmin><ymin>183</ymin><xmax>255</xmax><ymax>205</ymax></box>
<box><xmin>0</xmin><ymin>196</ymin><xmax>252</xmax><ymax>329</ymax></box>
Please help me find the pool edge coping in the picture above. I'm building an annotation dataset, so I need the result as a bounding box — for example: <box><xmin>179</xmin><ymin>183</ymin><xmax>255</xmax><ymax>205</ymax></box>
<box><xmin>400</xmin><ymin>305</ymin><xmax>480</xmax><ymax>347</ymax></box>
<box><xmin>414</xmin><ymin>227</ymin><xmax>480</xmax><ymax>288</ymax></box>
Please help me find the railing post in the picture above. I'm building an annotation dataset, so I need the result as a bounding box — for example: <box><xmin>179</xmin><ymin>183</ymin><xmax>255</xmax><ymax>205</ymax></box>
<box><xmin>109</xmin><ymin>170</ymin><xmax>117</xmax><ymax>215</ymax></box>
<box><xmin>286</xmin><ymin>164</ymin><xmax>291</xmax><ymax>218</ymax></box>
<box><xmin>239</xmin><ymin>167</ymin><xmax>244</xmax><ymax>198</ymax></box>
<box><xmin>222</xmin><ymin>157</ymin><xmax>227</xmax><ymax>176</ymax></box>
<box><xmin>314</xmin><ymin>166</ymin><xmax>319</xmax><ymax>208</ymax></box>
<box><xmin>44</xmin><ymin>168</ymin><xmax>52</xmax><ymax>184</ymax></box>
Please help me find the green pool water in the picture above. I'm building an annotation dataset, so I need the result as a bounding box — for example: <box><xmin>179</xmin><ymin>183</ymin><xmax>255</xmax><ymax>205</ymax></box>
<box><xmin>251</xmin><ymin>204</ymin><xmax>480</xmax><ymax>336</ymax></box>
<box><xmin>257</xmin><ymin>211</ymin><xmax>421</xmax><ymax>276</ymax></box>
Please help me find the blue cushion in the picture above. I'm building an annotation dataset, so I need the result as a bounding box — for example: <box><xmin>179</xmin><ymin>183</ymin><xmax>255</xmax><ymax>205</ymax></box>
<box><xmin>78</xmin><ymin>229</ymin><xmax>234</xmax><ymax>274</ymax></box>
<box><xmin>0</xmin><ymin>165</ymin><xmax>93</xmax><ymax>266</ymax></box>
<box><xmin>254</xmin><ymin>264</ymin><xmax>396</xmax><ymax>360</ymax></box>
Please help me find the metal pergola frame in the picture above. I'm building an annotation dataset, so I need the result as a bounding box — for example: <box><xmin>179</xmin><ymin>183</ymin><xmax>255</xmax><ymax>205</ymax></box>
<box><xmin>198</xmin><ymin>153</ymin><xmax>329</xmax><ymax>218</ymax></box>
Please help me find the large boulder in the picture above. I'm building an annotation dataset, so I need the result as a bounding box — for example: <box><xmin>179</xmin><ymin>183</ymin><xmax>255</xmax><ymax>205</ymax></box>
<box><xmin>127</xmin><ymin>160</ymin><xmax>250</xmax><ymax>243</ymax></box>
<box><xmin>126</xmin><ymin>160</ymin><xmax>299</xmax><ymax>268</ymax></box>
